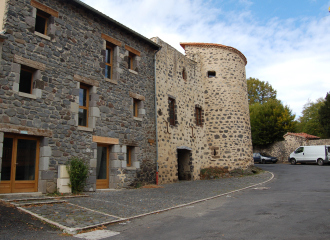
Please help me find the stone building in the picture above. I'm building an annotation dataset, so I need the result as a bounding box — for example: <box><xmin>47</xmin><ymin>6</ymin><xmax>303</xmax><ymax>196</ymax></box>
<box><xmin>0</xmin><ymin>0</ymin><xmax>160</xmax><ymax>194</ymax></box>
<box><xmin>152</xmin><ymin>38</ymin><xmax>253</xmax><ymax>184</ymax></box>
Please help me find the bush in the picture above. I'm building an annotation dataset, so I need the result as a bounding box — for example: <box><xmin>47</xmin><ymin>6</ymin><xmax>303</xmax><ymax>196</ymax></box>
<box><xmin>67</xmin><ymin>157</ymin><xmax>89</xmax><ymax>193</ymax></box>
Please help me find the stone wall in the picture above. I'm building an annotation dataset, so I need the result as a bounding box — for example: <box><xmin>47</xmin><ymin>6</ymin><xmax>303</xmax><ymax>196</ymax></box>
<box><xmin>152</xmin><ymin>38</ymin><xmax>253</xmax><ymax>184</ymax></box>
<box><xmin>254</xmin><ymin>135</ymin><xmax>330</xmax><ymax>162</ymax></box>
<box><xmin>184</xmin><ymin>43</ymin><xmax>253</xmax><ymax>170</ymax></box>
<box><xmin>0</xmin><ymin>0</ymin><xmax>158</xmax><ymax>193</ymax></box>
<box><xmin>151</xmin><ymin>37</ymin><xmax>207</xmax><ymax>184</ymax></box>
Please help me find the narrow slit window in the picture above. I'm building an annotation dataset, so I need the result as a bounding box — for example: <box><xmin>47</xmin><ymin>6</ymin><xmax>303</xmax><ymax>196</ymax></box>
<box><xmin>169</xmin><ymin>98</ymin><xmax>176</xmax><ymax>126</ymax></box>
<box><xmin>214</xmin><ymin>149</ymin><xmax>216</xmax><ymax>156</ymax></box>
<box><xmin>182</xmin><ymin>68</ymin><xmax>187</xmax><ymax>80</ymax></box>
<box><xmin>127</xmin><ymin>52</ymin><xmax>134</xmax><ymax>70</ymax></box>
<box><xmin>35</xmin><ymin>9</ymin><xmax>50</xmax><ymax>35</ymax></box>
<box><xmin>196</xmin><ymin>107</ymin><xmax>202</xmax><ymax>126</ymax></box>
<box><xmin>133</xmin><ymin>99</ymin><xmax>139</xmax><ymax>117</ymax></box>
<box><xmin>126</xmin><ymin>146</ymin><xmax>132</xmax><ymax>167</ymax></box>
<box><xmin>208</xmin><ymin>71</ymin><xmax>216</xmax><ymax>78</ymax></box>
<box><xmin>79</xmin><ymin>84</ymin><xmax>89</xmax><ymax>127</ymax></box>
<box><xmin>105</xmin><ymin>43</ymin><xmax>113</xmax><ymax>79</ymax></box>
<box><xmin>19</xmin><ymin>66</ymin><xmax>34</xmax><ymax>94</ymax></box>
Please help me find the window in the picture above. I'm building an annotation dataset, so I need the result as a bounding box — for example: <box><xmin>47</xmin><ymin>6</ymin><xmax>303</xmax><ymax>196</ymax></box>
<box><xmin>133</xmin><ymin>99</ymin><xmax>139</xmax><ymax>117</ymax></box>
<box><xmin>196</xmin><ymin>107</ymin><xmax>202</xmax><ymax>126</ymax></box>
<box><xmin>19</xmin><ymin>66</ymin><xmax>34</xmax><ymax>94</ymax></box>
<box><xmin>182</xmin><ymin>67</ymin><xmax>187</xmax><ymax>80</ymax></box>
<box><xmin>169</xmin><ymin>98</ymin><xmax>176</xmax><ymax>126</ymax></box>
<box><xmin>35</xmin><ymin>9</ymin><xmax>50</xmax><ymax>35</ymax></box>
<box><xmin>79</xmin><ymin>84</ymin><xmax>89</xmax><ymax>127</ymax></box>
<box><xmin>127</xmin><ymin>52</ymin><xmax>134</xmax><ymax>70</ymax></box>
<box><xmin>105</xmin><ymin>43</ymin><xmax>113</xmax><ymax>79</ymax></box>
<box><xmin>295</xmin><ymin>147</ymin><xmax>304</xmax><ymax>154</ymax></box>
<box><xmin>126</xmin><ymin>146</ymin><xmax>132</xmax><ymax>167</ymax></box>
<box><xmin>208</xmin><ymin>71</ymin><xmax>216</xmax><ymax>78</ymax></box>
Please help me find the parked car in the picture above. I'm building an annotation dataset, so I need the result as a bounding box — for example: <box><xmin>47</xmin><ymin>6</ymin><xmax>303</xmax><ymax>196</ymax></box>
<box><xmin>253</xmin><ymin>153</ymin><xmax>278</xmax><ymax>164</ymax></box>
<box><xmin>288</xmin><ymin>145</ymin><xmax>330</xmax><ymax>166</ymax></box>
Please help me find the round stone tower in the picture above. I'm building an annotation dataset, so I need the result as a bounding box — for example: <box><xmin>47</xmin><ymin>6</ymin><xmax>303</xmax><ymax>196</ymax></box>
<box><xmin>181</xmin><ymin>43</ymin><xmax>253</xmax><ymax>170</ymax></box>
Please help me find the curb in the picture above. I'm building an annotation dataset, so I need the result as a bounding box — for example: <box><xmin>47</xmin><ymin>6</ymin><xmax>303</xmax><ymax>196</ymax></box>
<box><xmin>15</xmin><ymin>171</ymin><xmax>275</xmax><ymax>234</ymax></box>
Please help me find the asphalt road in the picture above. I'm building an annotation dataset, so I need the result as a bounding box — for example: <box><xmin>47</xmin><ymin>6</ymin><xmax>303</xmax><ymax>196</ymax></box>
<box><xmin>1</xmin><ymin>163</ymin><xmax>330</xmax><ymax>240</ymax></box>
<box><xmin>107</xmin><ymin>163</ymin><xmax>330</xmax><ymax>240</ymax></box>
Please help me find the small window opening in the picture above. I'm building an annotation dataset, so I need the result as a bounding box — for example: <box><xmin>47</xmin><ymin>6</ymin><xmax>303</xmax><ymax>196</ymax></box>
<box><xmin>79</xmin><ymin>84</ymin><xmax>89</xmax><ymax>127</ymax></box>
<box><xmin>133</xmin><ymin>98</ymin><xmax>139</xmax><ymax>117</ymax></box>
<box><xmin>196</xmin><ymin>107</ymin><xmax>202</xmax><ymax>126</ymax></box>
<box><xmin>35</xmin><ymin>9</ymin><xmax>50</xmax><ymax>35</ymax></box>
<box><xmin>213</xmin><ymin>149</ymin><xmax>216</xmax><ymax>156</ymax></box>
<box><xmin>19</xmin><ymin>66</ymin><xmax>34</xmax><ymax>94</ymax></box>
<box><xmin>169</xmin><ymin>98</ymin><xmax>176</xmax><ymax>126</ymax></box>
<box><xmin>127</xmin><ymin>146</ymin><xmax>132</xmax><ymax>167</ymax></box>
<box><xmin>208</xmin><ymin>71</ymin><xmax>216</xmax><ymax>78</ymax></box>
<box><xmin>182</xmin><ymin>68</ymin><xmax>187</xmax><ymax>80</ymax></box>
<box><xmin>105</xmin><ymin>43</ymin><xmax>114</xmax><ymax>79</ymax></box>
<box><xmin>127</xmin><ymin>52</ymin><xmax>134</xmax><ymax>70</ymax></box>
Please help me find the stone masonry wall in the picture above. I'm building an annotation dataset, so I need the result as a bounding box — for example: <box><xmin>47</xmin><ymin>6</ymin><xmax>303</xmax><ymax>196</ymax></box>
<box><xmin>0</xmin><ymin>0</ymin><xmax>157</xmax><ymax>192</ymax></box>
<box><xmin>184</xmin><ymin>45</ymin><xmax>253</xmax><ymax>170</ymax></box>
<box><xmin>151</xmin><ymin>37</ymin><xmax>207</xmax><ymax>184</ymax></box>
<box><xmin>254</xmin><ymin>135</ymin><xmax>330</xmax><ymax>162</ymax></box>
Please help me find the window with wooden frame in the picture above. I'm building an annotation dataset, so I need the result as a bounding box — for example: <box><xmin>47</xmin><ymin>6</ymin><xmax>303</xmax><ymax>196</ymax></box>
<box><xmin>169</xmin><ymin>98</ymin><xmax>176</xmax><ymax>126</ymax></box>
<box><xmin>196</xmin><ymin>107</ymin><xmax>202</xmax><ymax>126</ymax></box>
<box><xmin>35</xmin><ymin>9</ymin><xmax>50</xmax><ymax>35</ymax></box>
<box><xmin>105</xmin><ymin>42</ymin><xmax>114</xmax><ymax>79</ymax></box>
<box><xmin>127</xmin><ymin>52</ymin><xmax>134</xmax><ymax>70</ymax></box>
<box><xmin>126</xmin><ymin>146</ymin><xmax>132</xmax><ymax>167</ymax></box>
<box><xmin>133</xmin><ymin>98</ymin><xmax>139</xmax><ymax>117</ymax></box>
<box><xmin>78</xmin><ymin>84</ymin><xmax>89</xmax><ymax>127</ymax></box>
<box><xmin>19</xmin><ymin>66</ymin><xmax>34</xmax><ymax>94</ymax></box>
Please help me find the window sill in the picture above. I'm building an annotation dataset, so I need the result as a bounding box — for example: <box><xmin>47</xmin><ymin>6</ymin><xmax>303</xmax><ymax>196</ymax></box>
<box><xmin>128</xmin><ymin>69</ymin><xmax>138</xmax><ymax>75</ymax></box>
<box><xmin>18</xmin><ymin>92</ymin><xmax>37</xmax><ymax>99</ymax></box>
<box><xmin>133</xmin><ymin>117</ymin><xmax>142</xmax><ymax>121</ymax></box>
<box><xmin>34</xmin><ymin>31</ymin><xmax>51</xmax><ymax>41</ymax></box>
<box><xmin>78</xmin><ymin>126</ymin><xmax>93</xmax><ymax>132</ymax></box>
<box><xmin>105</xmin><ymin>78</ymin><xmax>118</xmax><ymax>85</ymax></box>
<box><xmin>125</xmin><ymin>167</ymin><xmax>137</xmax><ymax>170</ymax></box>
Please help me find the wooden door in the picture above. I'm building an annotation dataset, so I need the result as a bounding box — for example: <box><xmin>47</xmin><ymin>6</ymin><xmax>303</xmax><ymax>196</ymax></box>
<box><xmin>96</xmin><ymin>144</ymin><xmax>109</xmax><ymax>189</ymax></box>
<box><xmin>0</xmin><ymin>134</ymin><xmax>39</xmax><ymax>193</ymax></box>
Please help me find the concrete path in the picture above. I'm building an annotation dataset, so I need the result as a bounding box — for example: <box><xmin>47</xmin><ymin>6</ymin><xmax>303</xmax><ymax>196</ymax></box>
<box><xmin>0</xmin><ymin>171</ymin><xmax>273</xmax><ymax>234</ymax></box>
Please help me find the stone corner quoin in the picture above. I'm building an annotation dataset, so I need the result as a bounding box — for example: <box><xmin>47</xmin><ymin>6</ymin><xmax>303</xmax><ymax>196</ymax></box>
<box><xmin>0</xmin><ymin>0</ymin><xmax>253</xmax><ymax>194</ymax></box>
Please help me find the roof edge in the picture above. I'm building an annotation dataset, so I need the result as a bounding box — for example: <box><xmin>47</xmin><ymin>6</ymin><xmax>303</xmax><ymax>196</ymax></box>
<box><xmin>71</xmin><ymin>0</ymin><xmax>161</xmax><ymax>50</ymax></box>
<box><xmin>180</xmin><ymin>42</ymin><xmax>247</xmax><ymax>66</ymax></box>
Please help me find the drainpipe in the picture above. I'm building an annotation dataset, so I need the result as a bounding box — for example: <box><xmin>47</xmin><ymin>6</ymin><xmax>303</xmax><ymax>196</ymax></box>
<box><xmin>154</xmin><ymin>45</ymin><xmax>161</xmax><ymax>185</ymax></box>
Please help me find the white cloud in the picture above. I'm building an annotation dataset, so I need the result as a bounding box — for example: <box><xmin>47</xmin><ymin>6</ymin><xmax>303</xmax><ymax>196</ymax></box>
<box><xmin>82</xmin><ymin>0</ymin><xmax>330</xmax><ymax>117</ymax></box>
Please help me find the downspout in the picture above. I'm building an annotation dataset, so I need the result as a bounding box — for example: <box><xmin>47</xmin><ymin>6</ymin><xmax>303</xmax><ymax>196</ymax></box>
<box><xmin>154</xmin><ymin>46</ymin><xmax>161</xmax><ymax>185</ymax></box>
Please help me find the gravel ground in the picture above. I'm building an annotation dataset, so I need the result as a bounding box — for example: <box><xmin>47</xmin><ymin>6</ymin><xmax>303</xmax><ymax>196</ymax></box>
<box><xmin>1</xmin><ymin>171</ymin><xmax>272</xmax><ymax>231</ymax></box>
<box><xmin>68</xmin><ymin>171</ymin><xmax>272</xmax><ymax>218</ymax></box>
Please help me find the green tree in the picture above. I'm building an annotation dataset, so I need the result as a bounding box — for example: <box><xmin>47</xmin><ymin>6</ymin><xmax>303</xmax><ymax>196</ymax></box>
<box><xmin>249</xmin><ymin>99</ymin><xmax>296</xmax><ymax>146</ymax></box>
<box><xmin>297</xmin><ymin>98</ymin><xmax>325</xmax><ymax>138</ymax></box>
<box><xmin>247</xmin><ymin>77</ymin><xmax>277</xmax><ymax>105</ymax></box>
<box><xmin>319</xmin><ymin>92</ymin><xmax>330</xmax><ymax>138</ymax></box>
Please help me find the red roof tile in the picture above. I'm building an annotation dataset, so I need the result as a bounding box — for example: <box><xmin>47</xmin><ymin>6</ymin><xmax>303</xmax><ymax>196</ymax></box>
<box><xmin>283</xmin><ymin>132</ymin><xmax>320</xmax><ymax>140</ymax></box>
<box><xmin>180</xmin><ymin>42</ymin><xmax>247</xmax><ymax>66</ymax></box>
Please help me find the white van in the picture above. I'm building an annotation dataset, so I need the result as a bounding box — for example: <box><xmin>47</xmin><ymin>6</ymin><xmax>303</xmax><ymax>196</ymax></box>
<box><xmin>289</xmin><ymin>145</ymin><xmax>330</xmax><ymax>166</ymax></box>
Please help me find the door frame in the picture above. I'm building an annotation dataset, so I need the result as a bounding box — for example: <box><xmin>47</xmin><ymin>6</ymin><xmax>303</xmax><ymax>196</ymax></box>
<box><xmin>0</xmin><ymin>133</ymin><xmax>40</xmax><ymax>194</ymax></box>
<box><xmin>96</xmin><ymin>144</ymin><xmax>109</xmax><ymax>189</ymax></box>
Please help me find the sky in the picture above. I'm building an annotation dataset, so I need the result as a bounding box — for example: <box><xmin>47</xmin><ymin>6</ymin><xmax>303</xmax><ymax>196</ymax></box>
<box><xmin>81</xmin><ymin>0</ymin><xmax>330</xmax><ymax>118</ymax></box>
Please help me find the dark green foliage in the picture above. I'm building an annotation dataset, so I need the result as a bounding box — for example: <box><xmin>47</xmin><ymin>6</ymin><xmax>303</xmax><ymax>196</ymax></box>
<box><xmin>247</xmin><ymin>77</ymin><xmax>277</xmax><ymax>105</ymax></box>
<box><xmin>249</xmin><ymin>99</ymin><xmax>296</xmax><ymax>146</ymax></box>
<box><xmin>67</xmin><ymin>157</ymin><xmax>89</xmax><ymax>193</ymax></box>
<box><xmin>319</xmin><ymin>92</ymin><xmax>330</xmax><ymax>138</ymax></box>
<box><xmin>297</xmin><ymin>98</ymin><xmax>325</xmax><ymax>138</ymax></box>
